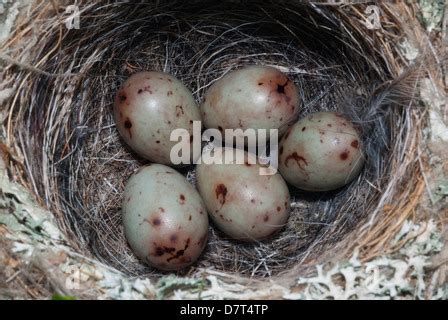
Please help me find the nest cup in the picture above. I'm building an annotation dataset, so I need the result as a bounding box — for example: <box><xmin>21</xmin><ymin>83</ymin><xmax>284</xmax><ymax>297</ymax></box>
<box><xmin>3</xmin><ymin>1</ymin><xmax>425</xmax><ymax>279</ymax></box>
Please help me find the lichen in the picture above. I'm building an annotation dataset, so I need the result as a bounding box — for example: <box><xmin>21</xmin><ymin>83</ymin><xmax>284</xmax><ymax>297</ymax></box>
<box><xmin>0</xmin><ymin>0</ymin><xmax>24</xmax><ymax>44</ymax></box>
<box><xmin>416</xmin><ymin>0</ymin><xmax>445</xmax><ymax>32</ymax></box>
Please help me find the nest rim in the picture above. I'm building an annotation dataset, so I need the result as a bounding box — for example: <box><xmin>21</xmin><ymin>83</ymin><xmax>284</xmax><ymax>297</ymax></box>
<box><xmin>1</xmin><ymin>0</ymin><xmax>428</xmax><ymax>282</ymax></box>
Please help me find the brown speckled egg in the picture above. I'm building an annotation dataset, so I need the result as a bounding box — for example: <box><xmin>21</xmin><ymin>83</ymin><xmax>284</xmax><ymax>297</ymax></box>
<box><xmin>196</xmin><ymin>148</ymin><xmax>290</xmax><ymax>241</ymax></box>
<box><xmin>114</xmin><ymin>71</ymin><xmax>201</xmax><ymax>166</ymax></box>
<box><xmin>122</xmin><ymin>164</ymin><xmax>208</xmax><ymax>271</ymax></box>
<box><xmin>200</xmin><ymin>65</ymin><xmax>300</xmax><ymax>137</ymax></box>
<box><xmin>278</xmin><ymin>111</ymin><xmax>365</xmax><ymax>191</ymax></box>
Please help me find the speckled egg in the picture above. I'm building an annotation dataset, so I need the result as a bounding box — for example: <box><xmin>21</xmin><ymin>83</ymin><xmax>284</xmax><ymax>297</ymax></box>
<box><xmin>196</xmin><ymin>148</ymin><xmax>290</xmax><ymax>241</ymax></box>
<box><xmin>278</xmin><ymin>112</ymin><xmax>365</xmax><ymax>191</ymax></box>
<box><xmin>114</xmin><ymin>71</ymin><xmax>201</xmax><ymax>166</ymax></box>
<box><xmin>200</xmin><ymin>65</ymin><xmax>300</xmax><ymax>137</ymax></box>
<box><xmin>122</xmin><ymin>164</ymin><xmax>208</xmax><ymax>271</ymax></box>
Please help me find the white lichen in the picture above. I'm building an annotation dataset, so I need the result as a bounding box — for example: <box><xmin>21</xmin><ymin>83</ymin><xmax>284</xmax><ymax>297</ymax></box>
<box><xmin>417</xmin><ymin>0</ymin><xmax>445</xmax><ymax>32</ymax></box>
<box><xmin>0</xmin><ymin>0</ymin><xmax>24</xmax><ymax>44</ymax></box>
<box><xmin>398</xmin><ymin>38</ymin><xmax>419</xmax><ymax>62</ymax></box>
<box><xmin>420</xmin><ymin>78</ymin><xmax>448</xmax><ymax>144</ymax></box>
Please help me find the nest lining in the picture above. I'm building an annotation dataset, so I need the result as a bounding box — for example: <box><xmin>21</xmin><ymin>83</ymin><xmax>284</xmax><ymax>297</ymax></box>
<box><xmin>2</xmin><ymin>1</ymin><xmax>424</xmax><ymax>278</ymax></box>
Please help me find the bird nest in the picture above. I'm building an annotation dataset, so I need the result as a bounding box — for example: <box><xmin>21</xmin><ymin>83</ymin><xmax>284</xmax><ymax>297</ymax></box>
<box><xmin>1</xmin><ymin>0</ymin><xmax>437</xmax><ymax>283</ymax></box>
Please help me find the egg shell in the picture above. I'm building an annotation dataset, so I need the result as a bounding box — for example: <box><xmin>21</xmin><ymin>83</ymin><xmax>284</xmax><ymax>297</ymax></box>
<box><xmin>122</xmin><ymin>164</ymin><xmax>208</xmax><ymax>271</ymax></box>
<box><xmin>196</xmin><ymin>148</ymin><xmax>290</xmax><ymax>241</ymax></box>
<box><xmin>200</xmin><ymin>65</ymin><xmax>300</xmax><ymax>137</ymax></box>
<box><xmin>114</xmin><ymin>71</ymin><xmax>201</xmax><ymax>166</ymax></box>
<box><xmin>278</xmin><ymin>111</ymin><xmax>365</xmax><ymax>191</ymax></box>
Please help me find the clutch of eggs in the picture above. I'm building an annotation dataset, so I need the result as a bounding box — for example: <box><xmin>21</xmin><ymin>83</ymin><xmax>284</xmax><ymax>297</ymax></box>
<box><xmin>114</xmin><ymin>71</ymin><xmax>201</xmax><ymax>166</ymax></box>
<box><xmin>114</xmin><ymin>68</ymin><xmax>367</xmax><ymax>272</ymax></box>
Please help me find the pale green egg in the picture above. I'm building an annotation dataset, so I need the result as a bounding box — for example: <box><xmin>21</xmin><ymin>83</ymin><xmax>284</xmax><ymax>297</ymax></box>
<box><xmin>196</xmin><ymin>148</ymin><xmax>290</xmax><ymax>241</ymax></box>
<box><xmin>114</xmin><ymin>71</ymin><xmax>201</xmax><ymax>166</ymax></box>
<box><xmin>122</xmin><ymin>164</ymin><xmax>208</xmax><ymax>271</ymax></box>
<box><xmin>200</xmin><ymin>66</ymin><xmax>300</xmax><ymax>137</ymax></box>
<box><xmin>279</xmin><ymin>112</ymin><xmax>365</xmax><ymax>191</ymax></box>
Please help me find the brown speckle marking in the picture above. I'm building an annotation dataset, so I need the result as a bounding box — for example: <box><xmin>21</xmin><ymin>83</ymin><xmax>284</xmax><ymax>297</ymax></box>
<box><xmin>340</xmin><ymin>151</ymin><xmax>349</xmax><ymax>160</ymax></box>
<box><xmin>327</xmin><ymin>124</ymin><xmax>332</xmax><ymax>127</ymax></box>
<box><xmin>152</xmin><ymin>218</ymin><xmax>161</xmax><ymax>226</ymax></box>
<box><xmin>351</xmin><ymin>140</ymin><xmax>359</xmax><ymax>149</ymax></box>
<box><xmin>124</xmin><ymin>118</ymin><xmax>133</xmax><ymax>138</ymax></box>
<box><xmin>153</xmin><ymin>245</ymin><xmax>175</xmax><ymax>258</ymax></box>
<box><xmin>277</xmin><ymin>83</ymin><xmax>286</xmax><ymax>94</ymax></box>
<box><xmin>179</xmin><ymin>194</ymin><xmax>186</xmax><ymax>204</ymax></box>
<box><xmin>276</xmin><ymin>79</ymin><xmax>289</xmax><ymax>95</ymax></box>
<box><xmin>285</xmin><ymin>152</ymin><xmax>308</xmax><ymax>170</ymax></box>
<box><xmin>188</xmin><ymin>215</ymin><xmax>192</xmax><ymax>221</ymax></box>
<box><xmin>258</xmin><ymin>82</ymin><xmax>264</xmax><ymax>86</ymax></box>
<box><xmin>156</xmin><ymin>140</ymin><xmax>160</xmax><ymax>144</ymax></box>
<box><xmin>175</xmin><ymin>105</ymin><xmax>184</xmax><ymax>117</ymax></box>
<box><xmin>264</xmin><ymin>215</ymin><xmax>269</xmax><ymax>222</ymax></box>
<box><xmin>167</xmin><ymin>90</ymin><xmax>173</xmax><ymax>96</ymax></box>
<box><xmin>215</xmin><ymin>184</ymin><xmax>228</xmax><ymax>206</ymax></box>
<box><xmin>302</xmin><ymin>127</ymin><xmax>306</xmax><ymax>132</ymax></box>
<box><xmin>118</xmin><ymin>92</ymin><xmax>127</xmax><ymax>103</ymax></box>
<box><xmin>139</xmin><ymin>85</ymin><xmax>153</xmax><ymax>94</ymax></box>
<box><xmin>155</xmin><ymin>247</ymin><xmax>165</xmax><ymax>256</ymax></box>
<box><xmin>277</xmin><ymin>206</ymin><xmax>281</xmax><ymax>212</ymax></box>
<box><xmin>167</xmin><ymin>238</ymin><xmax>190</xmax><ymax>262</ymax></box>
